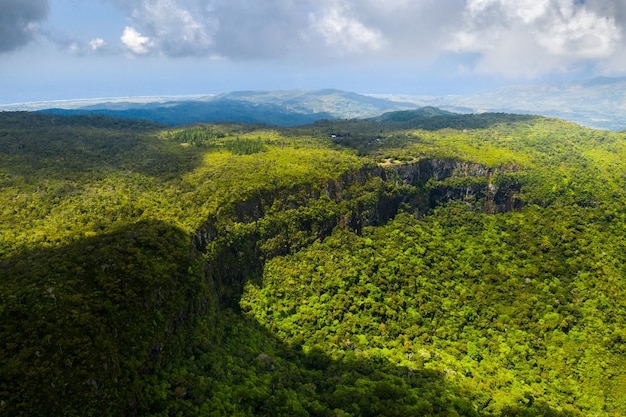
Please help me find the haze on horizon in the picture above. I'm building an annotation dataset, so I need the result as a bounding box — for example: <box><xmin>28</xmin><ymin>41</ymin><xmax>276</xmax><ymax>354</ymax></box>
<box><xmin>2</xmin><ymin>0</ymin><xmax>626</xmax><ymax>105</ymax></box>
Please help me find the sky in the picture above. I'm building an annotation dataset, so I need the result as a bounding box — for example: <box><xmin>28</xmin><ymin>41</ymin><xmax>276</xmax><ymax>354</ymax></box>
<box><xmin>2</xmin><ymin>0</ymin><xmax>626</xmax><ymax>104</ymax></box>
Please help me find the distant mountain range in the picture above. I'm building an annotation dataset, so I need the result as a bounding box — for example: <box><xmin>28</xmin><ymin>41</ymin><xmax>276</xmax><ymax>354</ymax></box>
<box><xmin>402</xmin><ymin>76</ymin><xmax>626</xmax><ymax>131</ymax></box>
<box><xmin>2</xmin><ymin>77</ymin><xmax>626</xmax><ymax>130</ymax></box>
<box><xmin>20</xmin><ymin>90</ymin><xmax>419</xmax><ymax>127</ymax></box>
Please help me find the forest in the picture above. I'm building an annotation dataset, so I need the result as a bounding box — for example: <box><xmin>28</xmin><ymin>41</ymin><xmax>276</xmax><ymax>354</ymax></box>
<box><xmin>0</xmin><ymin>110</ymin><xmax>625</xmax><ymax>416</ymax></box>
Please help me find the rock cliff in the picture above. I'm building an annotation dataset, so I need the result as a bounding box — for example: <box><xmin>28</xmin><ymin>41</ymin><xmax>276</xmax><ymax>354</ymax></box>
<box><xmin>192</xmin><ymin>158</ymin><xmax>523</xmax><ymax>304</ymax></box>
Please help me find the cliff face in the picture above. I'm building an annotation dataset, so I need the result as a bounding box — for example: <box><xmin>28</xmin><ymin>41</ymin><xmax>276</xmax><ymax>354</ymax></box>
<box><xmin>193</xmin><ymin>158</ymin><xmax>523</xmax><ymax>304</ymax></box>
<box><xmin>385</xmin><ymin>158</ymin><xmax>522</xmax><ymax>215</ymax></box>
<box><xmin>390</xmin><ymin>158</ymin><xmax>491</xmax><ymax>183</ymax></box>
<box><xmin>2</xmin><ymin>156</ymin><xmax>523</xmax><ymax>416</ymax></box>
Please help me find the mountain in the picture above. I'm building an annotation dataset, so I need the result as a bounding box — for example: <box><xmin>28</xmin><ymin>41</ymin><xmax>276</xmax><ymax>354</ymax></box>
<box><xmin>216</xmin><ymin>88</ymin><xmax>418</xmax><ymax>119</ymax></box>
<box><xmin>374</xmin><ymin>106</ymin><xmax>456</xmax><ymax>121</ymax></box>
<box><xmin>2</xmin><ymin>111</ymin><xmax>626</xmax><ymax>416</ymax></box>
<box><xmin>41</xmin><ymin>99</ymin><xmax>336</xmax><ymax>126</ymax></box>
<box><xmin>394</xmin><ymin>76</ymin><xmax>626</xmax><ymax>131</ymax></box>
<box><xmin>5</xmin><ymin>76</ymin><xmax>626</xmax><ymax>129</ymax></box>
<box><xmin>30</xmin><ymin>89</ymin><xmax>419</xmax><ymax>126</ymax></box>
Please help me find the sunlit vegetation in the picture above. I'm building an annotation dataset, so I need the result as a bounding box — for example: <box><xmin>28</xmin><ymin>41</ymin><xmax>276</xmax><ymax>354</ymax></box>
<box><xmin>1</xmin><ymin>111</ymin><xmax>626</xmax><ymax>416</ymax></box>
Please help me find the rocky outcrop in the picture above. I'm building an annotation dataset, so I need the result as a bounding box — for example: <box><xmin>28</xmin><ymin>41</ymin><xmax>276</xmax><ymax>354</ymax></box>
<box><xmin>384</xmin><ymin>158</ymin><xmax>522</xmax><ymax>213</ymax></box>
<box><xmin>191</xmin><ymin>158</ymin><xmax>524</xmax><ymax>304</ymax></box>
<box><xmin>389</xmin><ymin>158</ymin><xmax>491</xmax><ymax>183</ymax></box>
<box><xmin>193</xmin><ymin>158</ymin><xmax>523</xmax><ymax>251</ymax></box>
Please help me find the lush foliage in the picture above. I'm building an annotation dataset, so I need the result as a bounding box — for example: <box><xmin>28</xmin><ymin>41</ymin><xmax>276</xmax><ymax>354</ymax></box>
<box><xmin>1</xmin><ymin>111</ymin><xmax>626</xmax><ymax>416</ymax></box>
<box><xmin>242</xmin><ymin>205</ymin><xmax>626</xmax><ymax>416</ymax></box>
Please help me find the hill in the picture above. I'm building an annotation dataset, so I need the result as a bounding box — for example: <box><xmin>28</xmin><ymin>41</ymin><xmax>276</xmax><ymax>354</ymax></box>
<box><xmin>30</xmin><ymin>89</ymin><xmax>419</xmax><ymax>126</ymax></box>
<box><xmin>5</xmin><ymin>76</ymin><xmax>626</xmax><ymax>130</ymax></box>
<box><xmin>216</xmin><ymin>89</ymin><xmax>417</xmax><ymax>119</ymax></box>
<box><xmin>1</xmin><ymin>111</ymin><xmax>626</xmax><ymax>416</ymax></box>
<box><xmin>395</xmin><ymin>76</ymin><xmax>626</xmax><ymax>131</ymax></box>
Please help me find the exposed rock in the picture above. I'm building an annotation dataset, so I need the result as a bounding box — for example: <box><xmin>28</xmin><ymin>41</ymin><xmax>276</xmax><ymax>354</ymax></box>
<box><xmin>191</xmin><ymin>158</ymin><xmax>524</xmax><ymax>304</ymax></box>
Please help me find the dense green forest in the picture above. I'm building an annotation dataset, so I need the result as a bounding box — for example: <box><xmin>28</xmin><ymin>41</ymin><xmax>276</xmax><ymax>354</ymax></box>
<box><xmin>1</xmin><ymin>110</ymin><xmax>625</xmax><ymax>416</ymax></box>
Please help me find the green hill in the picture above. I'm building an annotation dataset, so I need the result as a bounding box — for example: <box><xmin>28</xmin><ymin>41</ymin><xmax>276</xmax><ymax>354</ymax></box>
<box><xmin>34</xmin><ymin>89</ymin><xmax>419</xmax><ymax>127</ymax></box>
<box><xmin>405</xmin><ymin>76</ymin><xmax>626</xmax><ymax>131</ymax></box>
<box><xmin>1</xmin><ymin>111</ymin><xmax>625</xmax><ymax>416</ymax></box>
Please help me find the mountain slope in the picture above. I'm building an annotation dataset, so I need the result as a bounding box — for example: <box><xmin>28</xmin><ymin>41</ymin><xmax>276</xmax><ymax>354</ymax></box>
<box><xmin>1</xmin><ymin>111</ymin><xmax>626</xmax><ymax>416</ymax></box>
<box><xmin>217</xmin><ymin>89</ymin><xmax>418</xmax><ymax>119</ymax></box>
<box><xmin>40</xmin><ymin>99</ymin><xmax>335</xmax><ymax>127</ymax></box>
<box><xmin>5</xmin><ymin>76</ymin><xmax>626</xmax><ymax>129</ymax></box>
<box><xmin>35</xmin><ymin>89</ymin><xmax>419</xmax><ymax>126</ymax></box>
<box><xmin>408</xmin><ymin>76</ymin><xmax>626</xmax><ymax>131</ymax></box>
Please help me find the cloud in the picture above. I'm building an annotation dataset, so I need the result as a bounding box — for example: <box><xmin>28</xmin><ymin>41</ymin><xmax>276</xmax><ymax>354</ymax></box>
<box><xmin>106</xmin><ymin>0</ymin><xmax>626</xmax><ymax>78</ymax></box>
<box><xmin>0</xmin><ymin>0</ymin><xmax>49</xmax><ymax>53</ymax></box>
<box><xmin>89</xmin><ymin>38</ymin><xmax>106</xmax><ymax>52</ymax></box>
<box><xmin>307</xmin><ymin>1</ymin><xmax>383</xmax><ymax>54</ymax></box>
<box><xmin>40</xmin><ymin>31</ymin><xmax>112</xmax><ymax>56</ymax></box>
<box><xmin>449</xmin><ymin>0</ymin><xmax>623</xmax><ymax>77</ymax></box>
<box><xmin>108</xmin><ymin>0</ymin><xmax>462</xmax><ymax>61</ymax></box>
<box><xmin>584</xmin><ymin>0</ymin><xmax>626</xmax><ymax>74</ymax></box>
<box><xmin>127</xmin><ymin>0</ymin><xmax>212</xmax><ymax>56</ymax></box>
<box><xmin>121</xmin><ymin>26</ymin><xmax>153</xmax><ymax>55</ymax></box>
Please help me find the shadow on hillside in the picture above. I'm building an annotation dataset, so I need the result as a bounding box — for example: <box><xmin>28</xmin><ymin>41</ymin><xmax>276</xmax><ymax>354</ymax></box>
<box><xmin>294</xmin><ymin>112</ymin><xmax>540</xmax><ymax>134</ymax></box>
<box><xmin>0</xmin><ymin>219</ymin><xmax>208</xmax><ymax>417</ymax></box>
<box><xmin>39</xmin><ymin>100</ymin><xmax>337</xmax><ymax>127</ymax></box>
<box><xmin>0</xmin><ymin>112</ymin><xmax>204</xmax><ymax>182</ymax></box>
<box><xmin>146</xmin><ymin>304</ymin><xmax>580</xmax><ymax>417</ymax></box>
<box><xmin>0</xmin><ymin>212</ymin><xmax>579</xmax><ymax>417</ymax></box>
<box><xmin>378</xmin><ymin>112</ymin><xmax>540</xmax><ymax>131</ymax></box>
<box><xmin>154</xmin><ymin>226</ymin><xmax>579</xmax><ymax>416</ymax></box>
<box><xmin>283</xmin><ymin>113</ymin><xmax>541</xmax><ymax>156</ymax></box>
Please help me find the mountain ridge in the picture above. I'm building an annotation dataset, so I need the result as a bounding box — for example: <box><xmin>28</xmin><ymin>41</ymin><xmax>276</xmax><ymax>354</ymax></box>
<box><xmin>2</xmin><ymin>111</ymin><xmax>626</xmax><ymax>415</ymax></box>
<box><xmin>3</xmin><ymin>76</ymin><xmax>626</xmax><ymax>129</ymax></box>
<box><xmin>404</xmin><ymin>76</ymin><xmax>626</xmax><ymax>131</ymax></box>
<box><xmin>12</xmin><ymin>89</ymin><xmax>418</xmax><ymax>127</ymax></box>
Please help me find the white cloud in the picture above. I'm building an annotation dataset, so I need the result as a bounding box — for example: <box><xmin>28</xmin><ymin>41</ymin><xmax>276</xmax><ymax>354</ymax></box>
<box><xmin>89</xmin><ymin>38</ymin><xmax>106</xmax><ymax>51</ymax></box>
<box><xmin>449</xmin><ymin>0</ymin><xmax>623</xmax><ymax>76</ymax></box>
<box><xmin>104</xmin><ymin>0</ymin><xmax>626</xmax><ymax>79</ymax></box>
<box><xmin>539</xmin><ymin>5</ymin><xmax>619</xmax><ymax>58</ymax></box>
<box><xmin>121</xmin><ymin>26</ymin><xmax>153</xmax><ymax>55</ymax></box>
<box><xmin>107</xmin><ymin>0</ymin><xmax>463</xmax><ymax>62</ymax></box>
<box><xmin>129</xmin><ymin>0</ymin><xmax>212</xmax><ymax>56</ymax></box>
<box><xmin>308</xmin><ymin>2</ymin><xmax>383</xmax><ymax>54</ymax></box>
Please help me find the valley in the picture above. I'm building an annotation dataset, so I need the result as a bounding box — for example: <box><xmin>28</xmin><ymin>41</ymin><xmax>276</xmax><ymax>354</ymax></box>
<box><xmin>1</xmin><ymin>110</ymin><xmax>625</xmax><ymax>416</ymax></box>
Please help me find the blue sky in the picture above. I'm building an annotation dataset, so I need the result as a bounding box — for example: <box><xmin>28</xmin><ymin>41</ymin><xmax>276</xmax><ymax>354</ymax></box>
<box><xmin>2</xmin><ymin>0</ymin><xmax>626</xmax><ymax>104</ymax></box>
